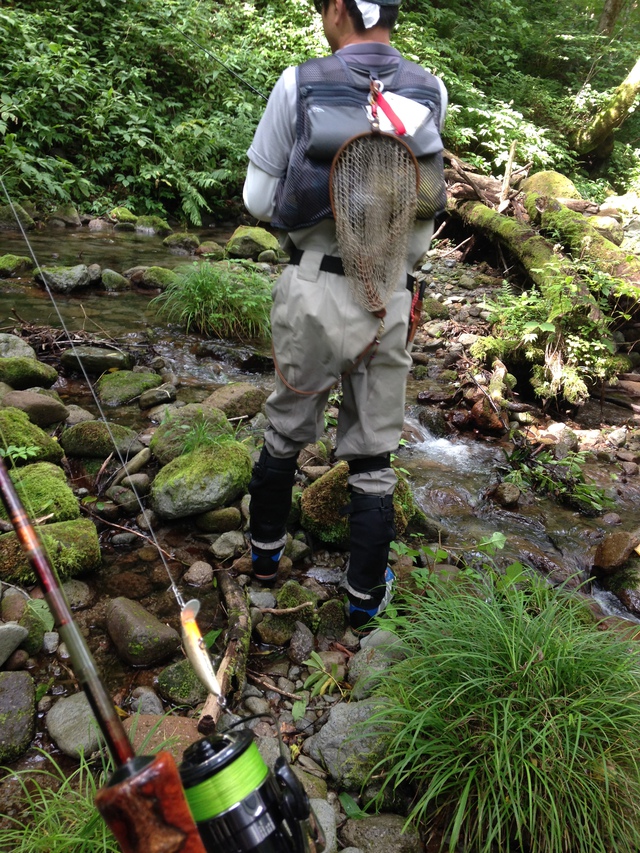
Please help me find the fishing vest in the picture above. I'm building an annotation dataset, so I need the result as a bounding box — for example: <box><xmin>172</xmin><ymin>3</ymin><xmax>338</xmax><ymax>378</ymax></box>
<box><xmin>271</xmin><ymin>52</ymin><xmax>446</xmax><ymax>231</ymax></box>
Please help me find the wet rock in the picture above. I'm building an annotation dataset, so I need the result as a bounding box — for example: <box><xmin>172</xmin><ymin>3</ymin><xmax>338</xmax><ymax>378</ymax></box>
<box><xmin>36</xmin><ymin>264</ymin><xmax>91</xmax><ymax>294</ymax></box>
<box><xmin>65</xmin><ymin>404</ymin><xmax>95</xmax><ymax>425</ymax></box>
<box><xmin>61</xmin><ymin>345</ymin><xmax>135</xmax><ymax>375</ymax></box>
<box><xmin>593</xmin><ymin>529</ymin><xmax>640</xmax><ymax>572</ymax></box>
<box><xmin>150</xmin><ymin>442</ymin><xmax>252</xmax><ymax>520</ymax></box>
<box><xmin>183</xmin><ymin>560</ymin><xmax>214</xmax><ymax>587</ymax></box>
<box><xmin>257</xmin><ymin>583</ymin><xmax>318</xmax><ymax>646</ymax></box>
<box><xmin>163</xmin><ymin>232</ymin><xmax>200</xmax><ymax>252</ymax></box>
<box><xmin>106</xmin><ymin>597</ymin><xmax>181</xmax><ymax>665</ymax></box>
<box><xmin>112</xmin><ymin>447</ymin><xmax>152</xmax><ymax>485</ymax></box>
<box><xmin>0</xmin><ymin>254</ymin><xmax>34</xmax><ymax>279</ymax></box>
<box><xmin>0</xmin><ymin>357</ymin><xmax>58</xmax><ymax>390</ymax></box>
<box><xmin>96</xmin><ymin>369</ymin><xmax>163</xmax><ymax>406</ymax></box>
<box><xmin>608</xmin><ymin>426</ymin><xmax>628</xmax><ymax>448</ymax></box>
<box><xmin>139</xmin><ymin>383</ymin><xmax>176</xmax><ymax>409</ymax></box>
<box><xmin>0</xmin><ymin>333</ymin><xmax>36</xmax><ymax>359</ymax></box>
<box><xmin>60</xmin><ymin>420</ymin><xmax>144</xmax><ymax>458</ymax></box>
<box><xmin>195</xmin><ymin>240</ymin><xmax>225</xmax><ymax>259</ymax></box>
<box><xmin>130</xmin><ymin>686</ymin><xmax>164</xmax><ymax>715</ymax></box>
<box><xmin>203</xmin><ymin>382</ymin><xmax>267</xmax><ymax>420</ymax></box>
<box><xmin>0</xmin><ymin>461</ymin><xmax>79</xmax><ymax>525</ymax></box>
<box><xmin>226</xmin><ymin>225</ymin><xmax>280</xmax><ymax>260</ymax></box>
<box><xmin>156</xmin><ymin>659</ymin><xmax>207</xmax><ymax>706</ymax></box>
<box><xmin>140</xmin><ymin>266</ymin><xmax>177</xmax><ymax>290</ymax></box>
<box><xmin>492</xmin><ymin>482</ymin><xmax>521</xmax><ymax>507</ymax></box>
<box><xmin>602</xmin><ymin>512</ymin><xmax>622</xmax><ymax>525</ymax></box>
<box><xmin>316</xmin><ymin>599</ymin><xmax>346</xmax><ymax>639</ymax></box>
<box><xmin>0</xmin><ymin>671</ymin><xmax>35</xmax><ymax>762</ymax></box>
<box><xmin>340</xmin><ymin>813</ymin><xmax>421</xmax><ymax>853</ymax></box>
<box><xmin>469</xmin><ymin>397</ymin><xmax>506</xmax><ymax>433</ymax></box>
<box><xmin>310</xmin><ymin>798</ymin><xmax>338</xmax><ymax>853</ymax></box>
<box><xmin>302</xmin><ymin>699</ymin><xmax>389</xmax><ymax>788</ymax></box>
<box><xmin>196</xmin><ymin>505</ymin><xmax>242</xmax><ymax>533</ymax></box>
<box><xmin>0</xmin><ymin>587</ymin><xmax>28</xmax><ymax>622</ymax></box>
<box><xmin>46</xmin><ymin>691</ymin><xmax>102</xmax><ymax>758</ymax></box>
<box><xmin>101</xmin><ymin>269</ymin><xmax>130</xmax><ymax>291</ymax></box>
<box><xmin>0</xmin><ymin>203</ymin><xmax>34</xmax><ymax>230</ymax></box>
<box><xmin>42</xmin><ymin>631</ymin><xmax>59</xmax><ymax>654</ymax></box>
<box><xmin>150</xmin><ymin>403</ymin><xmax>232</xmax><ymax>465</ymax></box>
<box><xmin>0</xmin><ymin>622</ymin><xmax>29</xmax><ymax>666</ymax></box>
<box><xmin>105</xmin><ymin>485</ymin><xmax>140</xmax><ymax>515</ymax></box>
<box><xmin>120</xmin><ymin>472</ymin><xmax>151</xmax><ymax>495</ymax></box>
<box><xmin>4</xmin><ymin>648</ymin><xmax>29</xmax><ymax>670</ymax></box>
<box><xmin>1</xmin><ymin>389</ymin><xmax>68</xmax><ymax>425</ymax></box>
<box><xmin>417</xmin><ymin>406</ymin><xmax>448</xmax><ymax>437</ymax></box>
<box><xmin>210</xmin><ymin>530</ymin><xmax>246</xmax><ymax>560</ymax></box>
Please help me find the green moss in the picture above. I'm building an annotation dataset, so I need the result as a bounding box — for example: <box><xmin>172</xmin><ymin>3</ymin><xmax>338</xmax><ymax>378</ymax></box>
<box><xmin>60</xmin><ymin>420</ymin><xmax>142</xmax><ymax>457</ymax></box>
<box><xmin>109</xmin><ymin>206</ymin><xmax>138</xmax><ymax>223</ymax></box>
<box><xmin>150</xmin><ymin>404</ymin><xmax>232</xmax><ymax>465</ymax></box>
<box><xmin>136</xmin><ymin>215</ymin><xmax>172</xmax><ymax>235</ymax></box>
<box><xmin>96</xmin><ymin>370</ymin><xmax>162</xmax><ymax>406</ymax></box>
<box><xmin>0</xmin><ymin>357</ymin><xmax>58</xmax><ymax>389</ymax></box>
<box><xmin>0</xmin><ymin>462</ymin><xmax>79</xmax><ymax>524</ymax></box>
<box><xmin>0</xmin><ymin>407</ymin><xmax>64</xmax><ymax>465</ymax></box>
<box><xmin>0</xmin><ymin>254</ymin><xmax>34</xmax><ymax>277</ymax></box>
<box><xmin>141</xmin><ymin>266</ymin><xmax>179</xmax><ymax>290</ymax></box>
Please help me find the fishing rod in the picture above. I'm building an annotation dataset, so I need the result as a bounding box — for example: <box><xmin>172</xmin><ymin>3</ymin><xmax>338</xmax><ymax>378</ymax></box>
<box><xmin>0</xmin><ymin>180</ymin><xmax>326</xmax><ymax>853</ymax></box>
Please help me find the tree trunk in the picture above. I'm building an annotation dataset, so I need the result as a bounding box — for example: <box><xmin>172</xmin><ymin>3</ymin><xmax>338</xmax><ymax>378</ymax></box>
<box><xmin>598</xmin><ymin>0</ymin><xmax>625</xmax><ymax>35</ymax></box>
<box><xmin>573</xmin><ymin>56</ymin><xmax>640</xmax><ymax>154</ymax></box>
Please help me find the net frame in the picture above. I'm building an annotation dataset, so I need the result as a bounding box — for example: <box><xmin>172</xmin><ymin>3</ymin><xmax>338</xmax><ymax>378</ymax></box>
<box><xmin>329</xmin><ymin>131</ymin><xmax>420</xmax><ymax>316</ymax></box>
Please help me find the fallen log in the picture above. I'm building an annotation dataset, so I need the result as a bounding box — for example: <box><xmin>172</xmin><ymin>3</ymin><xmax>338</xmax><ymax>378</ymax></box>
<box><xmin>197</xmin><ymin>570</ymin><xmax>251</xmax><ymax>735</ymax></box>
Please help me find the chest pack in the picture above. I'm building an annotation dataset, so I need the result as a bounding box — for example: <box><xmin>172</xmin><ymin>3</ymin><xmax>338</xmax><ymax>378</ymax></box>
<box><xmin>272</xmin><ymin>53</ymin><xmax>446</xmax><ymax>231</ymax></box>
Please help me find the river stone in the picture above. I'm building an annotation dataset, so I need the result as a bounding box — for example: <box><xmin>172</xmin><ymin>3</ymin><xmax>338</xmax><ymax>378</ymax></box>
<box><xmin>0</xmin><ymin>588</ymin><xmax>27</xmax><ymax>622</ymax></box>
<box><xmin>150</xmin><ymin>441</ymin><xmax>252</xmax><ymax>520</ymax></box>
<box><xmin>60</xmin><ymin>420</ymin><xmax>144</xmax><ymax>458</ymax></box>
<box><xmin>36</xmin><ymin>264</ymin><xmax>91</xmax><ymax>294</ymax></box>
<box><xmin>340</xmin><ymin>814</ymin><xmax>421</xmax><ymax>853</ymax></box>
<box><xmin>136</xmin><ymin>215</ymin><xmax>172</xmax><ymax>236</ymax></box>
<box><xmin>130</xmin><ymin>686</ymin><xmax>165</xmax><ymax>716</ymax></box>
<box><xmin>96</xmin><ymin>370</ymin><xmax>163</xmax><ymax>406</ymax></box>
<box><xmin>209</xmin><ymin>530</ymin><xmax>246</xmax><ymax>560</ymax></box>
<box><xmin>316</xmin><ymin>599</ymin><xmax>346</xmax><ymax>640</ymax></box>
<box><xmin>310</xmin><ymin>799</ymin><xmax>338</xmax><ymax>853</ymax></box>
<box><xmin>588</xmin><ymin>215</ymin><xmax>624</xmax><ymax>245</ymax></box>
<box><xmin>0</xmin><ymin>203</ymin><xmax>34</xmax><ymax>230</ymax></box>
<box><xmin>65</xmin><ymin>404</ymin><xmax>96</xmax><ymax>425</ymax></box>
<box><xmin>150</xmin><ymin>403</ymin><xmax>232</xmax><ymax>465</ymax></box>
<box><xmin>257</xmin><ymin>584</ymin><xmax>318</xmax><ymax>647</ymax></box>
<box><xmin>593</xmin><ymin>529</ymin><xmax>640</xmax><ymax>572</ymax></box>
<box><xmin>202</xmin><ymin>382</ymin><xmax>267</xmax><ymax>420</ymax></box>
<box><xmin>0</xmin><ymin>357</ymin><xmax>58</xmax><ymax>390</ymax></box>
<box><xmin>139</xmin><ymin>384</ymin><xmax>177</xmax><ymax>410</ymax></box>
<box><xmin>302</xmin><ymin>698</ymin><xmax>390</xmax><ymax>788</ymax></box>
<box><xmin>105</xmin><ymin>484</ymin><xmax>139</xmax><ymax>514</ymax></box>
<box><xmin>156</xmin><ymin>658</ymin><xmax>208</xmax><ymax>706</ymax></box>
<box><xmin>0</xmin><ymin>671</ymin><xmax>35</xmax><ymax>762</ymax></box>
<box><xmin>1</xmin><ymin>389</ymin><xmax>68</xmax><ymax>426</ymax></box>
<box><xmin>0</xmin><ymin>407</ymin><xmax>64</xmax><ymax>464</ymax></box>
<box><xmin>0</xmin><ymin>255</ymin><xmax>33</xmax><ymax>278</ymax></box>
<box><xmin>46</xmin><ymin>691</ymin><xmax>103</xmax><ymax>758</ymax></box>
<box><xmin>61</xmin><ymin>345</ymin><xmax>134</xmax><ymax>375</ymax></box>
<box><xmin>140</xmin><ymin>266</ymin><xmax>178</xmax><ymax>290</ymax></box>
<box><xmin>521</xmin><ymin>170</ymin><xmax>582</xmax><ymax>199</ymax></box>
<box><xmin>119</xmin><ymin>472</ymin><xmax>151</xmax><ymax>494</ymax></box>
<box><xmin>348</xmin><ymin>633</ymin><xmax>406</xmax><ymax>701</ymax></box>
<box><xmin>0</xmin><ymin>461</ymin><xmax>79</xmax><ymax>524</ymax></box>
<box><xmin>225</xmin><ymin>225</ymin><xmax>279</xmax><ymax>259</ymax></box>
<box><xmin>163</xmin><ymin>232</ymin><xmax>200</xmax><ymax>251</ymax></box>
<box><xmin>0</xmin><ymin>333</ymin><xmax>35</xmax><ymax>360</ymax></box>
<box><xmin>492</xmin><ymin>482</ymin><xmax>521</xmax><ymax>507</ymax></box>
<box><xmin>101</xmin><ymin>268</ymin><xmax>129</xmax><ymax>291</ymax></box>
<box><xmin>61</xmin><ymin>578</ymin><xmax>94</xmax><ymax>609</ymax></box>
<box><xmin>0</xmin><ymin>517</ymin><xmax>101</xmax><ymax>585</ymax></box>
<box><xmin>196</xmin><ymin>505</ymin><xmax>242</xmax><ymax>533</ymax></box>
<box><xmin>183</xmin><ymin>560</ymin><xmax>214</xmax><ymax>587</ymax></box>
<box><xmin>106</xmin><ymin>597</ymin><xmax>181</xmax><ymax>665</ymax></box>
<box><xmin>0</xmin><ymin>622</ymin><xmax>29</xmax><ymax>667</ymax></box>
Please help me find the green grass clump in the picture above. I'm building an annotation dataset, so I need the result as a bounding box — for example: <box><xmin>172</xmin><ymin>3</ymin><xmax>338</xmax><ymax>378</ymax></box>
<box><xmin>151</xmin><ymin>261</ymin><xmax>272</xmax><ymax>342</ymax></box>
<box><xmin>0</xmin><ymin>750</ymin><xmax>119</xmax><ymax>852</ymax></box>
<box><xmin>367</xmin><ymin>574</ymin><xmax>640</xmax><ymax>852</ymax></box>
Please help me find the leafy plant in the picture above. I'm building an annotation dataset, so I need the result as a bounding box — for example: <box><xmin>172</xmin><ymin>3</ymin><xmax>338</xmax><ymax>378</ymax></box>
<box><xmin>0</xmin><ymin>445</ymin><xmax>40</xmax><ymax>464</ymax></box>
<box><xmin>367</xmin><ymin>572</ymin><xmax>640</xmax><ymax>852</ymax></box>
<box><xmin>151</xmin><ymin>261</ymin><xmax>273</xmax><ymax>342</ymax></box>
<box><xmin>302</xmin><ymin>650</ymin><xmax>348</xmax><ymax>700</ymax></box>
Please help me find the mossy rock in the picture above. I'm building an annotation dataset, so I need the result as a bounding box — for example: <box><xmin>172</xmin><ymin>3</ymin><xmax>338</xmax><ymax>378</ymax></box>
<box><xmin>157</xmin><ymin>659</ymin><xmax>208</xmax><ymax>707</ymax></box>
<box><xmin>0</xmin><ymin>517</ymin><xmax>101</xmax><ymax>584</ymax></box>
<box><xmin>150</xmin><ymin>403</ymin><xmax>232</xmax><ymax>465</ymax></box>
<box><xmin>255</xmin><ymin>580</ymin><xmax>319</xmax><ymax>645</ymax></box>
<box><xmin>0</xmin><ymin>462</ymin><xmax>79</xmax><ymax>524</ymax></box>
<box><xmin>96</xmin><ymin>370</ymin><xmax>163</xmax><ymax>406</ymax></box>
<box><xmin>140</xmin><ymin>266</ymin><xmax>178</xmax><ymax>290</ymax></box>
<box><xmin>52</xmin><ymin>203</ymin><xmax>81</xmax><ymax>226</ymax></box>
<box><xmin>109</xmin><ymin>207</ymin><xmax>138</xmax><ymax>224</ymax></box>
<box><xmin>0</xmin><ymin>203</ymin><xmax>34</xmax><ymax>231</ymax></box>
<box><xmin>136</xmin><ymin>216</ymin><xmax>172</xmax><ymax>236</ymax></box>
<box><xmin>197</xmin><ymin>241</ymin><xmax>225</xmax><ymax>260</ymax></box>
<box><xmin>60</xmin><ymin>420</ymin><xmax>144</xmax><ymax>459</ymax></box>
<box><xmin>520</xmin><ymin>170</ymin><xmax>582</xmax><ymax>200</ymax></box>
<box><xmin>300</xmin><ymin>462</ymin><xmax>420</xmax><ymax>546</ymax></box>
<box><xmin>422</xmin><ymin>297</ymin><xmax>450</xmax><ymax>320</ymax></box>
<box><xmin>0</xmin><ymin>357</ymin><xmax>58</xmax><ymax>389</ymax></box>
<box><xmin>0</xmin><ymin>407</ymin><xmax>64</xmax><ymax>465</ymax></box>
<box><xmin>163</xmin><ymin>232</ymin><xmax>200</xmax><ymax>251</ymax></box>
<box><xmin>225</xmin><ymin>226</ymin><xmax>280</xmax><ymax>260</ymax></box>
<box><xmin>0</xmin><ymin>254</ymin><xmax>34</xmax><ymax>278</ymax></box>
<box><xmin>151</xmin><ymin>441</ymin><xmax>252</xmax><ymax>520</ymax></box>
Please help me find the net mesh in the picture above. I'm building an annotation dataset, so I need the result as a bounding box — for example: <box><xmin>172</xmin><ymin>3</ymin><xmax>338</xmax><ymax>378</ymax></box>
<box><xmin>330</xmin><ymin>132</ymin><xmax>418</xmax><ymax>315</ymax></box>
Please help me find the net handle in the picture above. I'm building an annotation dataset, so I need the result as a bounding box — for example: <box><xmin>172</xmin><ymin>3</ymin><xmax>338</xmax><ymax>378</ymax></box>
<box><xmin>328</xmin><ymin>130</ymin><xmax>421</xmax><ymax>219</ymax></box>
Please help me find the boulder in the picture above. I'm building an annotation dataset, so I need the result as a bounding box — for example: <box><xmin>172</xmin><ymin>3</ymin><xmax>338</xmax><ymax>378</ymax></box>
<box><xmin>0</xmin><ymin>333</ymin><xmax>36</xmax><ymax>360</ymax></box>
<box><xmin>140</xmin><ymin>266</ymin><xmax>178</xmax><ymax>290</ymax></box>
<box><xmin>150</xmin><ymin>403</ymin><xmax>232</xmax><ymax>465</ymax></box>
<box><xmin>101</xmin><ymin>269</ymin><xmax>130</xmax><ymax>291</ymax></box>
<box><xmin>0</xmin><ymin>407</ymin><xmax>64</xmax><ymax>465</ymax></box>
<box><xmin>106</xmin><ymin>597</ymin><xmax>181</xmax><ymax>666</ymax></box>
<box><xmin>135</xmin><ymin>215</ymin><xmax>172</xmax><ymax>236</ymax></box>
<box><xmin>0</xmin><ymin>357</ymin><xmax>58</xmax><ymax>389</ymax></box>
<box><xmin>203</xmin><ymin>382</ymin><xmax>267</xmax><ymax>420</ymax></box>
<box><xmin>1</xmin><ymin>389</ymin><xmax>69</xmax><ymax>426</ymax></box>
<box><xmin>61</xmin><ymin>345</ymin><xmax>134</xmax><ymax>375</ymax></box>
<box><xmin>96</xmin><ymin>370</ymin><xmax>163</xmax><ymax>406</ymax></box>
<box><xmin>0</xmin><ymin>671</ymin><xmax>35</xmax><ymax>763</ymax></box>
<box><xmin>0</xmin><ymin>203</ymin><xmax>34</xmax><ymax>230</ymax></box>
<box><xmin>163</xmin><ymin>232</ymin><xmax>200</xmax><ymax>252</ymax></box>
<box><xmin>0</xmin><ymin>461</ymin><xmax>79</xmax><ymax>524</ymax></box>
<box><xmin>60</xmin><ymin>420</ymin><xmax>144</xmax><ymax>458</ymax></box>
<box><xmin>225</xmin><ymin>225</ymin><xmax>280</xmax><ymax>260</ymax></box>
<box><xmin>0</xmin><ymin>254</ymin><xmax>34</xmax><ymax>278</ymax></box>
<box><xmin>35</xmin><ymin>264</ymin><xmax>91</xmax><ymax>294</ymax></box>
<box><xmin>46</xmin><ymin>692</ymin><xmax>102</xmax><ymax>758</ymax></box>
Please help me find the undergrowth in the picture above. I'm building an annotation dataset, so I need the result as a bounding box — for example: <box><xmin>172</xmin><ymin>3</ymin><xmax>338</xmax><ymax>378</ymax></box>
<box><xmin>366</xmin><ymin>571</ymin><xmax>640</xmax><ymax>852</ymax></box>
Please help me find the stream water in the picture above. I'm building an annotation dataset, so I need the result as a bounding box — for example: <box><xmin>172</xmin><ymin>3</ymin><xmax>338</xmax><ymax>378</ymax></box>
<box><xmin>2</xmin><ymin>224</ymin><xmax>640</xmax><ymax>622</ymax></box>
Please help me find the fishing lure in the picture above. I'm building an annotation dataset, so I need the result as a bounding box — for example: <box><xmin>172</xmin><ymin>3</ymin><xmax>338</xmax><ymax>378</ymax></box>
<box><xmin>180</xmin><ymin>599</ymin><xmax>224</xmax><ymax>701</ymax></box>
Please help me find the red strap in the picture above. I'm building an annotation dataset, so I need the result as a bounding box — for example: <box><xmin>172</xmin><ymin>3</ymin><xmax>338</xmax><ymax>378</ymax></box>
<box><xmin>376</xmin><ymin>92</ymin><xmax>406</xmax><ymax>136</ymax></box>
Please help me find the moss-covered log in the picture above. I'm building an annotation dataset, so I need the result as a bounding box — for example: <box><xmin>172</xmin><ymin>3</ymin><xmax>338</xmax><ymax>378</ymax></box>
<box><xmin>573</xmin><ymin>57</ymin><xmax>640</xmax><ymax>156</ymax></box>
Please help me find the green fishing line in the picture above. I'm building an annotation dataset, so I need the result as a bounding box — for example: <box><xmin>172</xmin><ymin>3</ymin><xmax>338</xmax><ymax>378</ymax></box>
<box><xmin>185</xmin><ymin>740</ymin><xmax>268</xmax><ymax>820</ymax></box>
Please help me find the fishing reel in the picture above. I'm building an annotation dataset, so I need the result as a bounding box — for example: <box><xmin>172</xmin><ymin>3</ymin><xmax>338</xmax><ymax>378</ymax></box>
<box><xmin>180</xmin><ymin>729</ymin><xmax>326</xmax><ymax>853</ymax></box>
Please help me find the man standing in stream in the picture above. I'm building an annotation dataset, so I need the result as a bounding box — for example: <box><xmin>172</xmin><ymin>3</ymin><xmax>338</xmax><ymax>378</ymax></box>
<box><xmin>243</xmin><ymin>0</ymin><xmax>447</xmax><ymax>633</ymax></box>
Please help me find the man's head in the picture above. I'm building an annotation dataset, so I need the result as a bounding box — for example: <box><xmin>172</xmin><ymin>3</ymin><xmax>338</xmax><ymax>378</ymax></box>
<box><xmin>316</xmin><ymin>0</ymin><xmax>400</xmax><ymax>35</ymax></box>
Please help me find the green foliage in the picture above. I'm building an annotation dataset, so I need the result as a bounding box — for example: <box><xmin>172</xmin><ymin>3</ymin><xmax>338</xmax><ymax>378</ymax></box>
<box><xmin>367</xmin><ymin>572</ymin><xmax>640</xmax><ymax>852</ymax></box>
<box><xmin>0</xmin><ymin>750</ymin><xmax>119</xmax><ymax>852</ymax></box>
<box><xmin>0</xmin><ymin>445</ymin><xmax>40</xmax><ymax>465</ymax></box>
<box><xmin>151</xmin><ymin>261</ymin><xmax>272</xmax><ymax>342</ymax></box>
<box><xmin>302</xmin><ymin>650</ymin><xmax>348</xmax><ymax>699</ymax></box>
<box><xmin>502</xmin><ymin>438</ymin><xmax>614</xmax><ymax>515</ymax></box>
